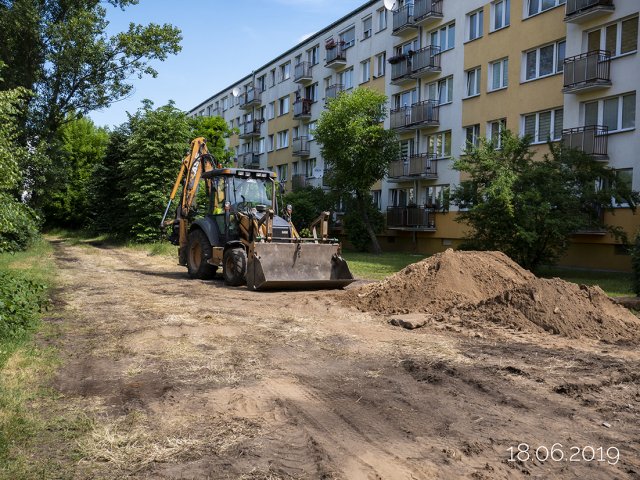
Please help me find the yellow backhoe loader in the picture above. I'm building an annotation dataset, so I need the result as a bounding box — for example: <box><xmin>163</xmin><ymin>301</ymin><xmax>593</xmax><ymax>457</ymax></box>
<box><xmin>161</xmin><ymin>137</ymin><xmax>354</xmax><ymax>290</ymax></box>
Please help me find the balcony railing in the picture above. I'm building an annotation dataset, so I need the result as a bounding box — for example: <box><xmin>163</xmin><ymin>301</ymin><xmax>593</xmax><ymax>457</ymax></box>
<box><xmin>238</xmin><ymin>152</ymin><xmax>261</xmax><ymax>169</ymax></box>
<box><xmin>414</xmin><ymin>0</ymin><xmax>444</xmax><ymax>24</ymax></box>
<box><xmin>562</xmin><ymin>125</ymin><xmax>608</xmax><ymax>158</ymax></box>
<box><xmin>574</xmin><ymin>204</ymin><xmax>607</xmax><ymax>234</ymax></box>
<box><xmin>388</xmin><ymin>153</ymin><xmax>438</xmax><ymax>180</ymax></box>
<box><xmin>294</xmin><ymin>62</ymin><xmax>313</xmax><ymax>83</ymax></box>
<box><xmin>325</xmin><ymin>84</ymin><xmax>344</xmax><ymax>102</ymax></box>
<box><xmin>325</xmin><ymin>42</ymin><xmax>347</xmax><ymax>67</ymax></box>
<box><xmin>239</xmin><ymin>87</ymin><xmax>261</xmax><ymax>109</ymax></box>
<box><xmin>240</xmin><ymin>120</ymin><xmax>261</xmax><ymax>138</ymax></box>
<box><xmin>387</xmin><ymin>206</ymin><xmax>436</xmax><ymax>230</ymax></box>
<box><xmin>292</xmin><ymin>136</ymin><xmax>310</xmax><ymax>157</ymax></box>
<box><xmin>563</xmin><ymin>50</ymin><xmax>611</xmax><ymax>93</ymax></box>
<box><xmin>390</xmin><ymin>56</ymin><xmax>412</xmax><ymax>84</ymax></box>
<box><xmin>565</xmin><ymin>0</ymin><xmax>614</xmax><ymax>22</ymax></box>
<box><xmin>411</xmin><ymin>45</ymin><xmax>442</xmax><ymax>77</ymax></box>
<box><xmin>292</xmin><ymin>173</ymin><xmax>307</xmax><ymax>191</ymax></box>
<box><xmin>390</xmin><ymin>100</ymin><xmax>440</xmax><ymax>130</ymax></box>
<box><xmin>392</xmin><ymin>4</ymin><xmax>415</xmax><ymax>34</ymax></box>
<box><xmin>293</xmin><ymin>98</ymin><xmax>313</xmax><ymax>119</ymax></box>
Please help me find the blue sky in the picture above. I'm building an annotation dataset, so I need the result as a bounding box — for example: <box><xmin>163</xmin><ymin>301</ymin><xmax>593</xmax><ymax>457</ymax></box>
<box><xmin>89</xmin><ymin>0</ymin><xmax>367</xmax><ymax>128</ymax></box>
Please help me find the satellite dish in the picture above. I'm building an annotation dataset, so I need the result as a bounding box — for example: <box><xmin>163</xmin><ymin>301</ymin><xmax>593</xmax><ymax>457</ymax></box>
<box><xmin>313</xmin><ymin>166</ymin><xmax>324</xmax><ymax>178</ymax></box>
<box><xmin>231</xmin><ymin>87</ymin><xmax>241</xmax><ymax>97</ymax></box>
<box><xmin>383</xmin><ymin>0</ymin><xmax>397</xmax><ymax>11</ymax></box>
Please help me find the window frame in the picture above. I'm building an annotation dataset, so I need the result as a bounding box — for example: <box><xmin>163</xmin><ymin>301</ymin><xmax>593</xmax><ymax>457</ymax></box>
<box><xmin>361</xmin><ymin>59</ymin><xmax>371</xmax><ymax>83</ymax></box>
<box><xmin>375</xmin><ymin>52</ymin><xmax>386</xmax><ymax>78</ymax></box>
<box><xmin>583</xmin><ymin>93</ymin><xmax>636</xmax><ymax>133</ymax></box>
<box><xmin>525</xmin><ymin>0</ymin><xmax>566</xmax><ymax>19</ymax></box>
<box><xmin>489</xmin><ymin>58</ymin><xmax>509</xmax><ymax>91</ymax></box>
<box><xmin>587</xmin><ymin>16</ymin><xmax>638</xmax><ymax>58</ymax></box>
<box><xmin>464</xmin><ymin>124</ymin><xmax>481</xmax><ymax>151</ymax></box>
<box><xmin>362</xmin><ymin>15</ymin><xmax>373</xmax><ymax>40</ymax></box>
<box><xmin>427</xmin><ymin>76</ymin><xmax>453</xmax><ymax>105</ymax></box>
<box><xmin>467</xmin><ymin>8</ymin><xmax>484</xmax><ymax>42</ymax></box>
<box><xmin>487</xmin><ymin>118</ymin><xmax>506</xmax><ymax>148</ymax></box>
<box><xmin>278</xmin><ymin>96</ymin><xmax>290</xmax><ymax>116</ymax></box>
<box><xmin>465</xmin><ymin>67</ymin><xmax>481</xmax><ymax>98</ymax></box>
<box><xmin>523</xmin><ymin>39</ymin><xmax>565</xmax><ymax>82</ymax></box>
<box><xmin>276</xmin><ymin>130</ymin><xmax>289</xmax><ymax>150</ymax></box>
<box><xmin>426</xmin><ymin>131</ymin><xmax>452</xmax><ymax>159</ymax></box>
<box><xmin>522</xmin><ymin>107</ymin><xmax>564</xmax><ymax>144</ymax></box>
<box><xmin>491</xmin><ymin>0</ymin><xmax>510</xmax><ymax>31</ymax></box>
<box><xmin>376</xmin><ymin>8</ymin><xmax>387</xmax><ymax>32</ymax></box>
<box><xmin>429</xmin><ymin>22</ymin><xmax>456</xmax><ymax>52</ymax></box>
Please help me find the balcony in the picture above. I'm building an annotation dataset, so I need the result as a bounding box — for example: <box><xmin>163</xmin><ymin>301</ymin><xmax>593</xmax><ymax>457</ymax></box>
<box><xmin>563</xmin><ymin>50</ymin><xmax>611</xmax><ymax>94</ymax></box>
<box><xmin>294</xmin><ymin>62</ymin><xmax>313</xmax><ymax>84</ymax></box>
<box><xmin>565</xmin><ymin>0</ymin><xmax>614</xmax><ymax>23</ymax></box>
<box><xmin>410</xmin><ymin>46</ymin><xmax>442</xmax><ymax>79</ymax></box>
<box><xmin>387</xmin><ymin>153</ymin><xmax>438</xmax><ymax>182</ymax></box>
<box><xmin>239</xmin><ymin>87</ymin><xmax>261</xmax><ymax>110</ymax></box>
<box><xmin>562</xmin><ymin>125</ymin><xmax>608</xmax><ymax>159</ymax></box>
<box><xmin>574</xmin><ymin>204</ymin><xmax>607</xmax><ymax>235</ymax></box>
<box><xmin>389</xmin><ymin>55</ymin><xmax>413</xmax><ymax>85</ymax></box>
<box><xmin>325</xmin><ymin>84</ymin><xmax>344</xmax><ymax>103</ymax></box>
<box><xmin>292</xmin><ymin>136</ymin><xmax>311</xmax><ymax>157</ymax></box>
<box><xmin>387</xmin><ymin>206</ymin><xmax>436</xmax><ymax>231</ymax></box>
<box><xmin>414</xmin><ymin>0</ymin><xmax>444</xmax><ymax>27</ymax></box>
<box><xmin>325</xmin><ymin>41</ymin><xmax>347</xmax><ymax>68</ymax></box>
<box><xmin>390</xmin><ymin>100</ymin><xmax>440</xmax><ymax>131</ymax></box>
<box><xmin>238</xmin><ymin>152</ymin><xmax>261</xmax><ymax>169</ymax></box>
<box><xmin>392</xmin><ymin>4</ymin><xmax>417</xmax><ymax>35</ymax></box>
<box><xmin>239</xmin><ymin>120</ymin><xmax>262</xmax><ymax>139</ymax></box>
<box><xmin>292</xmin><ymin>173</ymin><xmax>307</xmax><ymax>191</ymax></box>
<box><xmin>293</xmin><ymin>98</ymin><xmax>313</xmax><ymax>120</ymax></box>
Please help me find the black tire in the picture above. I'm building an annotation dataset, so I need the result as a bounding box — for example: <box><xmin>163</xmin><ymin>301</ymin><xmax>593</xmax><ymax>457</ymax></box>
<box><xmin>187</xmin><ymin>229</ymin><xmax>217</xmax><ymax>279</ymax></box>
<box><xmin>223</xmin><ymin>247</ymin><xmax>247</xmax><ymax>286</ymax></box>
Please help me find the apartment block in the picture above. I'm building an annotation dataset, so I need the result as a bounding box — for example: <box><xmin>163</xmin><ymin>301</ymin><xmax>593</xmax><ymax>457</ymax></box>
<box><xmin>190</xmin><ymin>0</ymin><xmax>639</xmax><ymax>271</ymax></box>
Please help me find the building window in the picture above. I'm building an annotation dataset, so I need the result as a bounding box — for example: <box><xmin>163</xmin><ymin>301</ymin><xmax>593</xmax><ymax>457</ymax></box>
<box><xmin>361</xmin><ymin>59</ymin><xmax>371</xmax><ymax>83</ymax></box>
<box><xmin>464</xmin><ymin>124</ymin><xmax>481</xmax><ymax>150</ymax></box>
<box><xmin>340</xmin><ymin>68</ymin><xmax>354</xmax><ymax>89</ymax></box>
<box><xmin>466</xmin><ymin>67</ymin><xmax>481</xmax><ymax>97</ymax></box>
<box><xmin>258</xmin><ymin>138</ymin><xmax>265</xmax><ymax>154</ymax></box>
<box><xmin>430</xmin><ymin>23</ymin><xmax>455</xmax><ymax>52</ymax></box>
<box><xmin>524</xmin><ymin>40</ymin><xmax>565</xmax><ymax>81</ymax></box>
<box><xmin>377</xmin><ymin>8</ymin><xmax>387</xmax><ymax>32</ymax></box>
<box><xmin>488</xmin><ymin>118</ymin><xmax>506</xmax><ymax>148</ymax></box>
<box><xmin>339</xmin><ymin>26</ymin><xmax>356</xmax><ymax>49</ymax></box>
<box><xmin>426</xmin><ymin>131</ymin><xmax>452</xmax><ymax>158</ymax></box>
<box><xmin>277</xmin><ymin>164</ymin><xmax>288</xmax><ymax>182</ymax></box>
<box><xmin>584</xmin><ymin>93</ymin><xmax>636</xmax><ymax>133</ymax></box>
<box><xmin>397</xmin><ymin>38</ymin><xmax>419</xmax><ymax>56</ymax></box>
<box><xmin>526</xmin><ymin>0</ymin><xmax>565</xmax><ymax>18</ymax></box>
<box><xmin>256</xmin><ymin>74</ymin><xmax>266</xmax><ymax>92</ymax></box>
<box><xmin>267</xmin><ymin>134</ymin><xmax>274</xmax><ymax>152</ymax></box>
<box><xmin>394</xmin><ymin>88</ymin><xmax>418</xmax><ymax>109</ymax></box>
<box><xmin>587</xmin><ymin>16</ymin><xmax>638</xmax><ymax>57</ymax></box>
<box><xmin>268</xmin><ymin>102</ymin><xmax>275</xmax><ymax>120</ymax></box>
<box><xmin>305</xmin><ymin>83</ymin><xmax>318</xmax><ymax>102</ymax></box>
<box><xmin>304</xmin><ymin>158</ymin><xmax>317</xmax><ymax>177</ymax></box>
<box><xmin>371</xmin><ymin>190</ymin><xmax>382</xmax><ymax>210</ymax></box>
<box><xmin>467</xmin><ymin>9</ymin><xmax>484</xmax><ymax>41</ymax></box>
<box><xmin>222</xmin><ymin>96</ymin><xmax>229</xmax><ymax>111</ymax></box>
<box><xmin>427</xmin><ymin>76</ymin><xmax>453</xmax><ymax>105</ymax></box>
<box><xmin>363</xmin><ymin>16</ymin><xmax>373</xmax><ymax>39</ymax></box>
<box><xmin>307</xmin><ymin>45</ymin><xmax>320</xmax><ymax>65</ymax></box>
<box><xmin>489</xmin><ymin>58</ymin><xmax>508</xmax><ymax>91</ymax></box>
<box><xmin>375</xmin><ymin>52</ymin><xmax>386</xmax><ymax>77</ymax></box>
<box><xmin>280</xmin><ymin>62</ymin><xmax>291</xmax><ymax>82</ymax></box>
<box><xmin>277</xmin><ymin>130</ymin><xmax>289</xmax><ymax>149</ymax></box>
<box><xmin>269</xmin><ymin>68</ymin><xmax>276</xmax><ymax>87</ymax></box>
<box><xmin>492</xmin><ymin>0</ymin><xmax>510</xmax><ymax>31</ymax></box>
<box><xmin>307</xmin><ymin>121</ymin><xmax>317</xmax><ymax>141</ymax></box>
<box><xmin>523</xmin><ymin>108</ymin><xmax>563</xmax><ymax>143</ymax></box>
<box><xmin>279</xmin><ymin>96</ymin><xmax>290</xmax><ymax>116</ymax></box>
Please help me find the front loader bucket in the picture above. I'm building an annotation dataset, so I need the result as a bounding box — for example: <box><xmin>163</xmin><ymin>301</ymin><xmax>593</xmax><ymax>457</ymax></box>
<box><xmin>246</xmin><ymin>243</ymin><xmax>355</xmax><ymax>291</ymax></box>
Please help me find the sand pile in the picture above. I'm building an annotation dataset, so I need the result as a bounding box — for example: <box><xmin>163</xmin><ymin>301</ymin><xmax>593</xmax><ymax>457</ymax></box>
<box><xmin>343</xmin><ymin>249</ymin><xmax>640</xmax><ymax>342</ymax></box>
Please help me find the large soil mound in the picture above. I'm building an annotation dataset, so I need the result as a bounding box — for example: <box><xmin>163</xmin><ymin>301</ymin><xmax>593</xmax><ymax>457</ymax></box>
<box><xmin>343</xmin><ymin>249</ymin><xmax>640</xmax><ymax>343</ymax></box>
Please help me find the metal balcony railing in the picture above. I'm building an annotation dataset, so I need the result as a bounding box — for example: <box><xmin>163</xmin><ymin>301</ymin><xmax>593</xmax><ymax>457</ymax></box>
<box><xmin>562</xmin><ymin>125</ymin><xmax>608</xmax><ymax>157</ymax></box>
<box><xmin>325</xmin><ymin>43</ymin><xmax>347</xmax><ymax>66</ymax></box>
<box><xmin>565</xmin><ymin>0</ymin><xmax>614</xmax><ymax>20</ymax></box>
<box><xmin>563</xmin><ymin>50</ymin><xmax>611</xmax><ymax>92</ymax></box>
<box><xmin>292</xmin><ymin>136</ymin><xmax>310</xmax><ymax>156</ymax></box>
<box><xmin>390</xmin><ymin>57</ymin><xmax>412</xmax><ymax>82</ymax></box>
<box><xmin>414</xmin><ymin>0</ymin><xmax>444</xmax><ymax>23</ymax></box>
<box><xmin>325</xmin><ymin>84</ymin><xmax>344</xmax><ymax>101</ymax></box>
<box><xmin>388</xmin><ymin>153</ymin><xmax>438</xmax><ymax>180</ymax></box>
<box><xmin>293</xmin><ymin>98</ymin><xmax>313</xmax><ymax>118</ymax></box>
<box><xmin>238</xmin><ymin>152</ymin><xmax>261</xmax><ymax>169</ymax></box>
<box><xmin>411</xmin><ymin>45</ymin><xmax>442</xmax><ymax>77</ymax></box>
<box><xmin>392</xmin><ymin>4</ymin><xmax>415</xmax><ymax>33</ymax></box>
<box><xmin>390</xmin><ymin>100</ymin><xmax>440</xmax><ymax>130</ymax></box>
<box><xmin>240</xmin><ymin>120</ymin><xmax>261</xmax><ymax>138</ymax></box>
<box><xmin>294</xmin><ymin>62</ymin><xmax>313</xmax><ymax>83</ymax></box>
<box><xmin>387</xmin><ymin>206</ymin><xmax>436</xmax><ymax>229</ymax></box>
<box><xmin>239</xmin><ymin>87</ymin><xmax>261</xmax><ymax>109</ymax></box>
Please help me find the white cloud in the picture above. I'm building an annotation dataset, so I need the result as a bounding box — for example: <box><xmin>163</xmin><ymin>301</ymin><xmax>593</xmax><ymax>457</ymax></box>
<box><xmin>297</xmin><ymin>31</ymin><xmax>316</xmax><ymax>43</ymax></box>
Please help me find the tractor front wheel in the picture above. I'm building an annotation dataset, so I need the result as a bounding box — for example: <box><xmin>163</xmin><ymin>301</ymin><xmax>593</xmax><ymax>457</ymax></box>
<box><xmin>223</xmin><ymin>247</ymin><xmax>247</xmax><ymax>286</ymax></box>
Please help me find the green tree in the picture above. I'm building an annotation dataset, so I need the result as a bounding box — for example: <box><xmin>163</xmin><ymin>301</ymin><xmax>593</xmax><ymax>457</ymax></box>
<box><xmin>0</xmin><ymin>71</ymin><xmax>39</xmax><ymax>252</ymax></box>
<box><xmin>314</xmin><ymin>87</ymin><xmax>399</xmax><ymax>254</ymax></box>
<box><xmin>451</xmin><ymin>131</ymin><xmax>638</xmax><ymax>271</ymax></box>
<box><xmin>41</xmin><ymin>117</ymin><xmax>108</xmax><ymax>227</ymax></box>
<box><xmin>283</xmin><ymin>186</ymin><xmax>334</xmax><ymax>233</ymax></box>
<box><xmin>121</xmin><ymin>101</ymin><xmax>193</xmax><ymax>242</ymax></box>
<box><xmin>191</xmin><ymin>115</ymin><xmax>236</xmax><ymax>167</ymax></box>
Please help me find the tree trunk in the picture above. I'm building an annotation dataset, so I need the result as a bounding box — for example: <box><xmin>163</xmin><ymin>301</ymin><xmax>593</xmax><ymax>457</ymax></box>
<box><xmin>356</xmin><ymin>191</ymin><xmax>382</xmax><ymax>255</ymax></box>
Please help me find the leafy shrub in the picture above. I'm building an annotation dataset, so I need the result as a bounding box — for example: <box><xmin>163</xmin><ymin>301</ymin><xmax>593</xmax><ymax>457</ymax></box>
<box><xmin>0</xmin><ymin>193</ymin><xmax>40</xmax><ymax>253</ymax></box>
<box><xmin>0</xmin><ymin>270</ymin><xmax>47</xmax><ymax>341</ymax></box>
<box><xmin>631</xmin><ymin>234</ymin><xmax>640</xmax><ymax>296</ymax></box>
<box><xmin>343</xmin><ymin>197</ymin><xmax>385</xmax><ymax>252</ymax></box>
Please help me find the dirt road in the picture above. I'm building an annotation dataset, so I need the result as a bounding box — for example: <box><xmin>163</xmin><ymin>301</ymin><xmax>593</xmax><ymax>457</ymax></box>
<box><xmin>39</xmin><ymin>239</ymin><xmax>639</xmax><ymax>479</ymax></box>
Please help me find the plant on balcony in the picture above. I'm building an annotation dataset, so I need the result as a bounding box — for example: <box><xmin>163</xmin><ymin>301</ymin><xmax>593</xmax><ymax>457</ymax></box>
<box><xmin>314</xmin><ymin>87</ymin><xmax>399</xmax><ymax>254</ymax></box>
<box><xmin>451</xmin><ymin>131</ymin><xmax>639</xmax><ymax>271</ymax></box>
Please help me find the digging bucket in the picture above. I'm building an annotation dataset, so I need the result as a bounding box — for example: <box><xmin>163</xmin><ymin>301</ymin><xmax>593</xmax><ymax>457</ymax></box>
<box><xmin>246</xmin><ymin>242</ymin><xmax>355</xmax><ymax>291</ymax></box>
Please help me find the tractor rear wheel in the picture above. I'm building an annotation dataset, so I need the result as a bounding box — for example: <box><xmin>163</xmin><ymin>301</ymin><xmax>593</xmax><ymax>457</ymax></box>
<box><xmin>223</xmin><ymin>247</ymin><xmax>247</xmax><ymax>286</ymax></box>
<box><xmin>187</xmin><ymin>229</ymin><xmax>217</xmax><ymax>279</ymax></box>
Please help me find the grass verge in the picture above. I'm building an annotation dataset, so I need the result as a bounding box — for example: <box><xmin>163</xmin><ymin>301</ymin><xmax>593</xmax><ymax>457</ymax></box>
<box><xmin>538</xmin><ymin>266</ymin><xmax>634</xmax><ymax>297</ymax></box>
<box><xmin>342</xmin><ymin>251</ymin><xmax>427</xmax><ymax>281</ymax></box>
